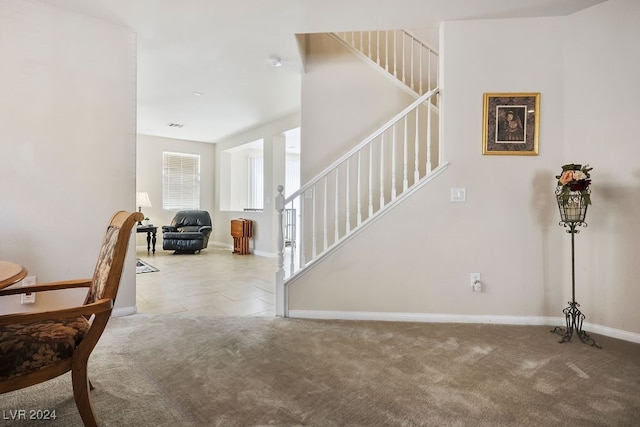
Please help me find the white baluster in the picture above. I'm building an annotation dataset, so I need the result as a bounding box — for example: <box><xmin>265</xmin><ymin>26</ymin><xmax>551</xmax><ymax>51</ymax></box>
<box><xmin>385</xmin><ymin>30</ymin><xmax>389</xmax><ymax>72</ymax></box>
<box><xmin>334</xmin><ymin>169</ymin><xmax>339</xmax><ymax>243</ymax></box>
<box><xmin>299</xmin><ymin>194</ymin><xmax>306</xmax><ymax>268</ymax></box>
<box><xmin>368</xmin><ymin>144</ymin><xmax>373</xmax><ymax>217</ymax></box>
<box><xmin>414</xmin><ymin>107</ymin><xmax>420</xmax><ymax>183</ymax></box>
<box><xmin>426</xmin><ymin>104</ymin><xmax>432</xmax><ymax>174</ymax></box>
<box><xmin>391</xmin><ymin>125</ymin><xmax>397</xmax><ymax>200</ymax></box>
<box><xmin>410</xmin><ymin>36</ymin><xmax>415</xmax><ymax>91</ymax></box>
<box><xmin>275</xmin><ymin>185</ymin><xmax>285</xmax><ymax>317</ymax></box>
<box><xmin>403</xmin><ymin>115</ymin><xmax>409</xmax><ymax>191</ymax></box>
<box><xmin>312</xmin><ymin>186</ymin><xmax>317</xmax><ymax>259</ymax></box>
<box><xmin>419</xmin><ymin>43</ymin><xmax>423</xmax><ymax>94</ymax></box>
<box><xmin>289</xmin><ymin>199</ymin><xmax>295</xmax><ymax>277</ymax></box>
<box><xmin>402</xmin><ymin>33</ymin><xmax>405</xmax><ymax>86</ymax></box>
<box><xmin>357</xmin><ymin>151</ymin><xmax>362</xmax><ymax>225</ymax></box>
<box><xmin>323</xmin><ymin>176</ymin><xmax>328</xmax><ymax>252</ymax></box>
<box><xmin>428</xmin><ymin>49</ymin><xmax>432</xmax><ymax>92</ymax></box>
<box><xmin>393</xmin><ymin>31</ymin><xmax>398</xmax><ymax>78</ymax></box>
<box><xmin>435</xmin><ymin>51</ymin><xmax>439</xmax><ymax>90</ymax></box>
<box><xmin>379</xmin><ymin>133</ymin><xmax>385</xmax><ymax>209</ymax></box>
<box><xmin>346</xmin><ymin>160</ymin><xmax>351</xmax><ymax>233</ymax></box>
<box><xmin>376</xmin><ymin>30</ymin><xmax>380</xmax><ymax>65</ymax></box>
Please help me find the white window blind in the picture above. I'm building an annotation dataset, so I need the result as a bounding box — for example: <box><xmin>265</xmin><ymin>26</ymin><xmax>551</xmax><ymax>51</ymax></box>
<box><xmin>163</xmin><ymin>152</ymin><xmax>201</xmax><ymax>210</ymax></box>
<box><xmin>247</xmin><ymin>155</ymin><xmax>264</xmax><ymax>209</ymax></box>
<box><xmin>285</xmin><ymin>155</ymin><xmax>300</xmax><ymax>198</ymax></box>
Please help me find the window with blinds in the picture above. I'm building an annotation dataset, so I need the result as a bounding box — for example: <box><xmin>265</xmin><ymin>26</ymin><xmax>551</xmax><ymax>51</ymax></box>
<box><xmin>162</xmin><ymin>152</ymin><xmax>201</xmax><ymax>210</ymax></box>
<box><xmin>247</xmin><ymin>155</ymin><xmax>264</xmax><ymax>209</ymax></box>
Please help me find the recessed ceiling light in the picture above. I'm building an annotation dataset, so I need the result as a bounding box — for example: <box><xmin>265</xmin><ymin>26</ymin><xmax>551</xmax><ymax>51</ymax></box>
<box><xmin>167</xmin><ymin>123</ymin><xmax>184</xmax><ymax>128</ymax></box>
<box><xmin>269</xmin><ymin>56</ymin><xmax>283</xmax><ymax>67</ymax></box>
<box><xmin>192</xmin><ymin>92</ymin><xmax>202</xmax><ymax>96</ymax></box>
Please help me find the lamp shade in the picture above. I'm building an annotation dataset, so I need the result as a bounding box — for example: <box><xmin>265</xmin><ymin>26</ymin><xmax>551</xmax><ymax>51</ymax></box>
<box><xmin>136</xmin><ymin>192</ymin><xmax>152</xmax><ymax>208</ymax></box>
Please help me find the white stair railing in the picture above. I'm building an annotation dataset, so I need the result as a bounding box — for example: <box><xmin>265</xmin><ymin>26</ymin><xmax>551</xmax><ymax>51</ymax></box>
<box><xmin>275</xmin><ymin>89</ymin><xmax>440</xmax><ymax>311</ymax></box>
<box><xmin>333</xmin><ymin>30</ymin><xmax>438</xmax><ymax>97</ymax></box>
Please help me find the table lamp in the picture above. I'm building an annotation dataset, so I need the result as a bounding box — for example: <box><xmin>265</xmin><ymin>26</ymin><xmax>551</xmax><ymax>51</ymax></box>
<box><xmin>136</xmin><ymin>192</ymin><xmax>152</xmax><ymax>225</ymax></box>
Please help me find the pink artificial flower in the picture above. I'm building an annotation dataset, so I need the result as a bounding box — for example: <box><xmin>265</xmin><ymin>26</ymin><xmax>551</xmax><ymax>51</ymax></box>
<box><xmin>559</xmin><ymin>170</ymin><xmax>574</xmax><ymax>185</ymax></box>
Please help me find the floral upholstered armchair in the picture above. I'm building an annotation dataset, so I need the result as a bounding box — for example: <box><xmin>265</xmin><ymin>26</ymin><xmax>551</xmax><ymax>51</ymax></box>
<box><xmin>0</xmin><ymin>211</ymin><xmax>142</xmax><ymax>427</ymax></box>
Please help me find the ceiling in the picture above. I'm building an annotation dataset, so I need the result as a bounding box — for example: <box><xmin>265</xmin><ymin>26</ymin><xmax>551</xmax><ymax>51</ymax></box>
<box><xmin>38</xmin><ymin>0</ymin><xmax>605</xmax><ymax>144</ymax></box>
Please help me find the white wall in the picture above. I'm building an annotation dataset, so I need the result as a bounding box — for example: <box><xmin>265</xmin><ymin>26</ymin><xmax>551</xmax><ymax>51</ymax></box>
<box><xmin>291</xmin><ymin>15</ymin><xmax>564</xmax><ymax>316</ymax></box>
<box><xmin>0</xmin><ymin>0</ymin><xmax>137</xmax><ymax>314</ymax></box>
<box><xmin>214</xmin><ymin>113</ymin><xmax>299</xmax><ymax>255</ymax></box>
<box><xmin>136</xmin><ymin>134</ymin><xmax>215</xmax><ymax>248</ymax></box>
<box><xmin>219</xmin><ymin>143</ymin><xmax>262</xmax><ymax>212</ymax></box>
<box><xmin>289</xmin><ymin>1</ymin><xmax>640</xmax><ymax>337</ymax></box>
<box><xmin>562</xmin><ymin>0</ymin><xmax>640</xmax><ymax>332</ymax></box>
<box><xmin>300</xmin><ymin>33</ymin><xmax>416</xmax><ymax>182</ymax></box>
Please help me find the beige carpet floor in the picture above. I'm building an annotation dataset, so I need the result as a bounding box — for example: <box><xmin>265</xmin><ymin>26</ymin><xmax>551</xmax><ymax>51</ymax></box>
<box><xmin>2</xmin><ymin>314</ymin><xmax>640</xmax><ymax>426</ymax></box>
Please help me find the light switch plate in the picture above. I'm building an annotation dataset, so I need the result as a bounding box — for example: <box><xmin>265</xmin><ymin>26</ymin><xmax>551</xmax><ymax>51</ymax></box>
<box><xmin>451</xmin><ymin>188</ymin><xmax>466</xmax><ymax>202</ymax></box>
<box><xmin>21</xmin><ymin>276</ymin><xmax>36</xmax><ymax>304</ymax></box>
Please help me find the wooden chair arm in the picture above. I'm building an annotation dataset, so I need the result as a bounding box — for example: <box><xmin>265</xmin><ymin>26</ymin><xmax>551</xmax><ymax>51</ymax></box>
<box><xmin>0</xmin><ymin>298</ymin><xmax>113</xmax><ymax>326</ymax></box>
<box><xmin>0</xmin><ymin>278</ymin><xmax>92</xmax><ymax>297</ymax></box>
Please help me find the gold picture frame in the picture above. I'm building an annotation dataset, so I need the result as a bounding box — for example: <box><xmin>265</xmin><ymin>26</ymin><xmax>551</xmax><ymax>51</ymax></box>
<box><xmin>482</xmin><ymin>92</ymin><xmax>540</xmax><ymax>155</ymax></box>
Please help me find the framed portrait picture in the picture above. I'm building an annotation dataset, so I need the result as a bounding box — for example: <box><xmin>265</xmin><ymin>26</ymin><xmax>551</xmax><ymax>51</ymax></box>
<box><xmin>482</xmin><ymin>92</ymin><xmax>540</xmax><ymax>155</ymax></box>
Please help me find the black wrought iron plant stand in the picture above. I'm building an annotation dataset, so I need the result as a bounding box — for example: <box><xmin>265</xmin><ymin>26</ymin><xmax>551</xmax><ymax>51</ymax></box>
<box><xmin>551</xmin><ymin>188</ymin><xmax>601</xmax><ymax>348</ymax></box>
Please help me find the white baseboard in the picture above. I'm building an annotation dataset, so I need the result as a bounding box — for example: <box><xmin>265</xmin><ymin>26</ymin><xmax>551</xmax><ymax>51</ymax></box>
<box><xmin>112</xmin><ymin>305</ymin><xmax>137</xmax><ymax>317</ymax></box>
<box><xmin>288</xmin><ymin>310</ymin><xmax>640</xmax><ymax>344</ymax></box>
<box><xmin>210</xmin><ymin>241</ymin><xmax>233</xmax><ymax>249</ymax></box>
<box><xmin>252</xmin><ymin>250</ymin><xmax>277</xmax><ymax>258</ymax></box>
<box><xmin>582</xmin><ymin>322</ymin><xmax>640</xmax><ymax>344</ymax></box>
<box><xmin>111</xmin><ymin>305</ymin><xmax>640</xmax><ymax>343</ymax></box>
<box><xmin>209</xmin><ymin>241</ymin><xmax>276</xmax><ymax>258</ymax></box>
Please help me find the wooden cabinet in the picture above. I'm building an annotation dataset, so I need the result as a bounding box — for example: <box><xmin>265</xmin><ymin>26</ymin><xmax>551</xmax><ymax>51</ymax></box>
<box><xmin>231</xmin><ymin>219</ymin><xmax>252</xmax><ymax>255</ymax></box>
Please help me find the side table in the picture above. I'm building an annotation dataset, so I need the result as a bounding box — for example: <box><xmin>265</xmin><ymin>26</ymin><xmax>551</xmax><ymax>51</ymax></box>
<box><xmin>137</xmin><ymin>226</ymin><xmax>158</xmax><ymax>254</ymax></box>
<box><xmin>231</xmin><ymin>219</ymin><xmax>252</xmax><ymax>255</ymax></box>
<box><xmin>0</xmin><ymin>260</ymin><xmax>27</xmax><ymax>290</ymax></box>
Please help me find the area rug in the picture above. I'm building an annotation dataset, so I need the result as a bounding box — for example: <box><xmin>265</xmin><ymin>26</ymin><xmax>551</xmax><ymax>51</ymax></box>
<box><xmin>135</xmin><ymin>258</ymin><xmax>159</xmax><ymax>274</ymax></box>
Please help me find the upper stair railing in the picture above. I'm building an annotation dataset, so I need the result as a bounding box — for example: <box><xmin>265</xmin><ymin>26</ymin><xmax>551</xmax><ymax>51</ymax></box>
<box><xmin>332</xmin><ymin>30</ymin><xmax>438</xmax><ymax>97</ymax></box>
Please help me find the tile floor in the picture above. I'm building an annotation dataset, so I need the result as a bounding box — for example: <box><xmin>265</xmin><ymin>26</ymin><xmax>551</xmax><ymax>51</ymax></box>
<box><xmin>135</xmin><ymin>245</ymin><xmax>278</xmax><ymax>317</ymax></box>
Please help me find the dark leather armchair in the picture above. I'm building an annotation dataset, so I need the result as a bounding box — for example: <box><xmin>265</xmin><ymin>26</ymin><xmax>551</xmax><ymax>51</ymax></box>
<box><xmin>162</xmin><ymin>210</ymin><xmax>212</xmax><ymax>253</ymax></box>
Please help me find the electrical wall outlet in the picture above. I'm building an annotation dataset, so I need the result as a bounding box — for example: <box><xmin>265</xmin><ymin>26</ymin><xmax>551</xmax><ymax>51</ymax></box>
<box><xmin>21</xmin><ymin>276</ymin><xmax>36</xmax><ymax>304</ymax></box>
<box><xmin>470</xmin><ymin>273</ymin><xmax>480</xmax><ymax>286</ymax></box>
<box><xmin>470</xmin><ymin>273</ymin><xmax>482</xmax><ymax>292</ymax></box>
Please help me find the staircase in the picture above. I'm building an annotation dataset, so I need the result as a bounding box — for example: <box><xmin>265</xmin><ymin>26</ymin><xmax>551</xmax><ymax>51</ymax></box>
<box><xmin>275</xmin><ymin>30</ymin><xmax>446</xmax><ymax>316</ymax></box>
